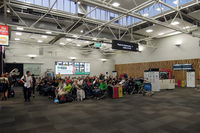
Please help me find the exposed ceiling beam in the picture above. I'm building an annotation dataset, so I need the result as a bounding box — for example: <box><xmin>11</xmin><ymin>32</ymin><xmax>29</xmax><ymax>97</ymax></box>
<box><xmin>157</xmin><ymin>0</ymin><xmax>200</xmax><ymax>25</ymax></box>
<box><xmin>81</xmin><ymin>0</ymin><xmax>189</xmax><ymax>34</ymax></box>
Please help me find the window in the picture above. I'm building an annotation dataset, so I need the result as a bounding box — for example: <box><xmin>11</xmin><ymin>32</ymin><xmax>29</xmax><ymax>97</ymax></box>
<box><xmin>70</xmin><ymin>1</ymin><xmax>76</xmax><ymax>14</ymax></box>
<box><xmin>50</xmin><ymin>0</ymin><xmax>57</xmax><ymax>9</ymax></box>
<box><xmin>35</xmin><ymin>0</ymin><xmax>42</xmax><ymax>6</ymax></box>
<box><xmin>64</xmin><ymin>0</ymin><xmax>71</xmax><ymax>13</ymax></box>
<box><xmin>57</xmin><ymin>0</ymin><xmax>64</xmax><ymax>11</ymax></box>
<box><xmin>90</xmin><ymin>7</ymin><xmax>95</xmax><ymax>19</ymax></box>
<box><xmin>25</xmin><ymin>0</ymin><xmax>33</xmax><ymax>4</ymax></box>
<box><xmin>100</xmin><ymin>10</ymin><xmax>106</xmax><ymax>21</ymax></box>
<box><xmin>43</xmin><ymin>0</ymin><xmax>49</xmax><ymax>7</ymax></box>
<box><xmin>96</xmin><ymin>9</ymin><xmax>101</xmax><ymax>20</ymax></box>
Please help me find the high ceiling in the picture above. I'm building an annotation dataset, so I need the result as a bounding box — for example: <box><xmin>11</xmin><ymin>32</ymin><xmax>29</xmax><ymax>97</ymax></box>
<box><xmin>0</xmin><ymin>0</ymin><xmax>200</xmax><ymax>54</ymax></box>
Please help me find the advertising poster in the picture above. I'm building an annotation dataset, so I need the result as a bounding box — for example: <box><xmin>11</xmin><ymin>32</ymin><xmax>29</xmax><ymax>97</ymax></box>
<box><xmin>0</xmin><ymin>25</ymin><xmax>9</xmax><ymax>46</ymax></box>
<box><xmin>55</xmin><ymin>61</ymin><xmax>90</xmax><ymax>75</ymax></box>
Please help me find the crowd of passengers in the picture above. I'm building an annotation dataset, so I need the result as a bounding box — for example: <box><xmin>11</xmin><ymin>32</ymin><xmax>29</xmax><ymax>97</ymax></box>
<box><xmin>37</xmin><ymin>74</ymin><xmax>144</xmax><ymax>101</ymax></box>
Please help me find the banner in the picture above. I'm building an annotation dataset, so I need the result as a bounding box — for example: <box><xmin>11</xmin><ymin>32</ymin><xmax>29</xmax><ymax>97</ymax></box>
<box><xmin>0</xmin><ymin>25</ymin><xmax>9</xmax><ymax>46</ymax></box>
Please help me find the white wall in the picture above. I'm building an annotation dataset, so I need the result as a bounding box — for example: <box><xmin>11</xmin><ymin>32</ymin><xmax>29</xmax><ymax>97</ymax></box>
<box><xmin>114</xmin><ymin>34</ymin><xmax>200</xmax><ymax>64</ymax></box>
<box><xmin>5</xmin><ymin>42</ymin><xmax>115</xmax><ymax>76</ymax></box>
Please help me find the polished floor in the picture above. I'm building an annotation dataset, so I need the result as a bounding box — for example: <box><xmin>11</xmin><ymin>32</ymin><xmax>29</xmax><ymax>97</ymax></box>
<box><xmin>0</xmin><ymin>87</ymin><xmax>200</xmax><ymax>133</ymax></box>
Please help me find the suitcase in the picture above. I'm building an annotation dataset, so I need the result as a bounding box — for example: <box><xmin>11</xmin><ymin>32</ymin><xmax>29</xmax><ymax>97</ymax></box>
<box><xmin>113</xmin><ymin>87</ymin><xmax>119</xmax><ymax>99</ymax></box>
<box><xmin>118</xmin><ymin>86</ymin><xmax>123</xmax><ymax>98</ymax></box>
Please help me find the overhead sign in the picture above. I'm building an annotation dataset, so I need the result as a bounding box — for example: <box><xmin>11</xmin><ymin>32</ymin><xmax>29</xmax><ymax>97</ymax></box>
<box><xmin>173</xmin><ymin>64</ymin><xmax>192</xmax><ymax>70</ymax></box>
<box><xmin>112</xmin><ymin>40</ymin><xmax>139</xmax><ymax>51</ymax></box>
<box><xmin>0</xmin><ymin>25</ymin><xmax>9</xmax><ymax>46</ymax></box>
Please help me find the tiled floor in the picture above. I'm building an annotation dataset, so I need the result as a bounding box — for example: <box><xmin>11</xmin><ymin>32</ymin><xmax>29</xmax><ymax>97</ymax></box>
<box><xmin>0</xmin><ymin>88</ymin><xmax>200</xmax><ymax>133</ymax></box>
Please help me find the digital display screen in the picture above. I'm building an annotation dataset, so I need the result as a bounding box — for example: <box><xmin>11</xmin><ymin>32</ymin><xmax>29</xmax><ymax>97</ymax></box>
<box><xmin>112</xmin><ymin>40</ymin><xmax>139</xmax><ymax>51</ymax></box>
<box><xmin>55</xmin><ymin>61</ymin><xmax>90</xmax><ymax>75</ymax></box>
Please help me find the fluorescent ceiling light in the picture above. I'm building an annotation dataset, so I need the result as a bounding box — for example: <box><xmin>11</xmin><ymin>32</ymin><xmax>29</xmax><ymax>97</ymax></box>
<box><xmin>46</xmin><ymin>31</ymin><xmax>52</xmax><ymax>34</ymax></box>
<box><xmin>38</xmin><ymin>40</ymin><xmax>43</xmax><ymax>43</ymax></box>
<box><xmin>142</xmin><ymin>13</ymin><xmax>149</xmax><ymax>17</ymax></box>
<box><xmin>42</xmin><ymin>35</ymin><xmax>47</xmax><ymax>38</ymax></box>
<box><xmin>70</xmin><ymin>57</ymin><xmax>76</xmax><ymax>60</ymax></box>
<box><xmin>16</xmin><ymin>32</ymin><xmax>22</xmax><ymax>36</ymax></box>
<box><xmin>171</xmin><ymin>21</ymin><xmax>180</xmax><ymax>25</ymax></box>
<box><xmin>15</xmin><ymin>38</ymin><xmax>20</xmax><ymax>41</ymax></box>
<box><xmin>27</xmin><ymin>54</ymin><xmax>37</xmax><ymax>57</ymax></box>
<box><xmin>59</xmin><ymin>42</ymin><xmax>65</xmax><ymax>45</ymax></box>
<box><xmin>167</xmin><ymin>31</ymin><xmax>182</xmax><ymax>36</ymax></box>
<box><xmin>112</xmin><ymin>2</ymin><xmax>120</xmax><ymax>7</ymax></box>
<box><xmin>146</xmin><ymin>29</ymin><xmax>153</xmax><ymax>33</ymax></box>
<box><xmin>17</xmin><ymin>27</ymin><xmax>24</xmax><ymax>30</ymax></box>
<box><xmin>86</xmin><ymin>41</ymin><xmax>89</xmax><ymax>43</ymax></box>
<box><xmin>183</xmin><ymin>26</ymin><xmax>190</xmax><ymax>29</ymax></box>
<box><xmin>158</xmin><ymin>33</ymin><xmax>164</xmax><ymax>36</ymax></box>
<box><xmin>77</xmin><ymin>44</ymin><xmax>81</xmax><ymax>47</ymax></box>
<box><xmin>66</xmin><ymin>38</ymin><xmax>72</xmax><ymax>41</ymax></box>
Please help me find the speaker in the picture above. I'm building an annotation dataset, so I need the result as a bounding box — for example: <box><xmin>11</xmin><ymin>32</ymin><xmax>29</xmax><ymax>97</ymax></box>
<box><xmin>39</xmin><ymin>48</ymin><xmax>43</xmax><ymax>55</ymax></box>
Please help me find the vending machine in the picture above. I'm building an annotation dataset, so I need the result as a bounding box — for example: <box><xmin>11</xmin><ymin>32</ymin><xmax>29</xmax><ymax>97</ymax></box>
<box><xmin>187</xmin><ymin>70</ymin><xmax>195</xmax><ymax>87</ymax></box>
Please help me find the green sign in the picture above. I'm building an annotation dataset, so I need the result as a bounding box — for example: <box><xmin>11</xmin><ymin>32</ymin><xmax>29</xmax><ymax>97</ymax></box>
<box><xmin>94</xmin><ymin>42</ymin><xmax>102</xmax><ymax>48</ymax></box>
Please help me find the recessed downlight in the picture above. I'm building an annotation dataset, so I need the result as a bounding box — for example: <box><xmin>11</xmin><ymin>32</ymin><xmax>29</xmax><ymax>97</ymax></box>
<box><xmin>66</xmin><ymin>38</ymin><xmax>72</xmax><ymax>41</ymax></box>
<box><xmin>42</xmin><ymin>35</ymin><xmax>47</xmax><ymax>38</ymax></box>
<box><xmin>112</xmin><ymin>2</ymin><xmax>120</xmax><ymax>7</ymax></box>
<box><xmin>60</xmin><ymin>42</ymin><xmax>65</xmax><ymax>45</ymax></box>
<box><xmin>158</xmin><ymin>33</ymin><xmax>164</xmax><ymax>36</ymax></box>
<box><xmin>16</xmin><ymin>32</ymin><xmax>22</xmax><ymax>36</ymax></box>
<box><xmin>38</xmin><ymin>40</ymin><xmax>43</xmax><ymax>43</ymax></box>
<box><xmin>171</xmin><ymin>21</ymin><xmax>179</xmax><ymax>25</ymax></box>
<box><xmin>146</xmin><ymin>29</ymin><xmax>153</xmax><ymax>33</ymax></box>
<box><xmin>17</xmin><ymin>27</ymin><xmax>24</xmax><ymax>30</ymax></box>
<box><xmin>15</xmin><ymin>38</ymin><xmax>20</xmax><ymax>41</ymax></box>
<box><xmin>46</xmin><ymin>31</ymin><xmax>52</xmax><ymax>34</ymax></box>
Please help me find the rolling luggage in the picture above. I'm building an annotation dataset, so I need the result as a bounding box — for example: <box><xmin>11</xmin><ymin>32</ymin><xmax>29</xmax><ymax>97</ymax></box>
<box><xmin>118</xmin><ymin>86</ymin><xmax>123</xmax><ymax>98</ymax></box>
<box><xmin>113</xmin><ymin>87</ymin><xmax>119</xmax><ymax>99</ymax></box>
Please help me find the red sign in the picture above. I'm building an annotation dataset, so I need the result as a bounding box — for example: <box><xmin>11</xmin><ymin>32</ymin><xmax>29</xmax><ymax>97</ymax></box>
<box><xmin>0</xmin><ymin>25</ymin><xmax>9</xmax><ymax>36</ymax></box>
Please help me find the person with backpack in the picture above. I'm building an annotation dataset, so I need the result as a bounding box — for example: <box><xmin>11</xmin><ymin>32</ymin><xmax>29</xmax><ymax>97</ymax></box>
<box><xmin>20</xmin><ymin>71</ymin><xmax>33</xmax><ymax>102</ymax></box>
<box><xmin>0</xmin><ymin>74</ymin><xmax>9</xmax><ymax>101</ymax></box>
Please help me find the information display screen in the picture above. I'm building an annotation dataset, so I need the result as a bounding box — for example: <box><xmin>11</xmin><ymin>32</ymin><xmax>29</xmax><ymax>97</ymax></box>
<box><xmin>55</xmin><ymin>61</ymin><xmax>90</xmax><ymax>75</ymax></box>
<box><xmin>112</xmin><ymin>40</ymin><xmax>139</xmax><ymax>51</ymax></box>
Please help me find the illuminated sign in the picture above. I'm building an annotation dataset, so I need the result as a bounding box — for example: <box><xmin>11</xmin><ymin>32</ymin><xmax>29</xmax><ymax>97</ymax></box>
<box><xmin>0</xmin><ymin>25</ymin><xmax>9</xmax><ymax>46</ymax></box>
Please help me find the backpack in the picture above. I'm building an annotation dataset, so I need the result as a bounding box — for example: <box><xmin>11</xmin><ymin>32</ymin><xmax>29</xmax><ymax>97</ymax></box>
<box><xmin>59</xmin><ymin>95</ymin><xmax>67</xmax><ymax>104</ymax></box>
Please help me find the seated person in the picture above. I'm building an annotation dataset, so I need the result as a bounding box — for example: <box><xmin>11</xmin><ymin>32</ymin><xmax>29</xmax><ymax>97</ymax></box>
<box><xmin>63</xmin><ymin>81</ymin><xmax>72</xmax><ymax>93</ymax></box>
<box><xmin>73</xmin><ymin>80</ymin><xmax>85</xmax><ymax>101</ymax></box>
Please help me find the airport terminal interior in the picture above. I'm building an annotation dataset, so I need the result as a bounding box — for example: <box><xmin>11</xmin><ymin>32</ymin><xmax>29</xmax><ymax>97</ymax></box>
<box><xmin>0</xmin><ymin>0</ymin><xmax>200</xmax><ymax>133</ymax></box>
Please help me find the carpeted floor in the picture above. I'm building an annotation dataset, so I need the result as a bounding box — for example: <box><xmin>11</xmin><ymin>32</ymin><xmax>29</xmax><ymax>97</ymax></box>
<box><xmin>0</xmin><ymin>87</ymin><xmax>200</xmax><ymax>133</ymax></box>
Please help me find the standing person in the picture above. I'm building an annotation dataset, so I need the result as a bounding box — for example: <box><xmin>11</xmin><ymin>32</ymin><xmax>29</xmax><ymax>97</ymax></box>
<box><xmin>32</xmin><ymin>74</ymin><xmax>36</xmax><ymax>98</ymax></box>
<box><xmin>21</xmin><ymin>71</ymin><xmax>32</xmax><ymax>102</ymax></box>
<box><xmin>6</xmin><ymin>73</ymin><xmax>13</xmax><ymax>97</ymax></box>
<box><xmin>0</xmin><ymin>74</ymin><xmax>9</xmax><ymax>101</ymax></box>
